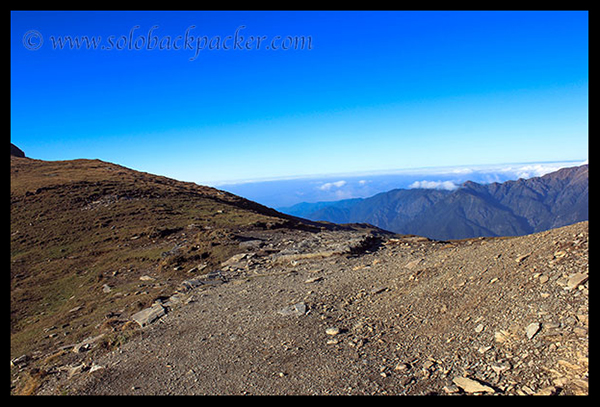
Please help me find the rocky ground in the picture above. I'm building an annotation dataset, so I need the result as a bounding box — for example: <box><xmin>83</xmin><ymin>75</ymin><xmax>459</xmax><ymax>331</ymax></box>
<box><xmin>32</xmin><ymin>221</ymin><xmax>588</xmax><ymax>395</ymax></box>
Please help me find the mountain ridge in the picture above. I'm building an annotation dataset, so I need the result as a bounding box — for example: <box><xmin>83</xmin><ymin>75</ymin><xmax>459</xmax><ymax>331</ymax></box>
<box><xmin>280</xmin><ymin>165</ymin><xmax>588</xmax><ymax>240</ymax></box>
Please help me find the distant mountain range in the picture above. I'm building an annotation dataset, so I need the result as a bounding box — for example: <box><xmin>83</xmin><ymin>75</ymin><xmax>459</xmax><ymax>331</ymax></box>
<box><xmin>280</xmin><ymin>165</ymin><xmax>588</xmax><ymax>240</ymax></box>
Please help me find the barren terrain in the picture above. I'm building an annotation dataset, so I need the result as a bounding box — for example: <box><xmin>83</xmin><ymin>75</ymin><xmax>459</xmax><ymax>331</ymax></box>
<box><xmin>38</xmin><ymin>222</ymin><xmax>589</xmax><ymax>395</ymax></box>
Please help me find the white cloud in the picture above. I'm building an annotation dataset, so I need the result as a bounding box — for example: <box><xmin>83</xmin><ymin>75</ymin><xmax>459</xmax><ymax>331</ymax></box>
<box><xmin>409</xmin><ymin>180</ymin><xmax>458</xmax><ymax>191</ymax></box>
<box><xmin>319</xmin><ymin>180</ymin><xmax>347</xmax><ymax>191</ymax></box>
<box><xmin>358</xmin><ymin>179</ymin><xmax>369</xmax><ymax>186</ymax></box>
<box><xmin>501</xmin><ymin>164</ymin><xmax>570</xmax><ymax>180</ymax></box>
<box><xmin>451</xmin><ymin>167</ymin><xmax>474</xmax><ymax>175</ymax></box>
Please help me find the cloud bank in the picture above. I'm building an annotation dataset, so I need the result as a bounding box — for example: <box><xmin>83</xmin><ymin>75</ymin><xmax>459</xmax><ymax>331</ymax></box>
<box><xmin>409</xmin><ymin>180</ymin><xmax>458</xmax><ymax>190</ymax></box>
<box><xmin>319</xmin><ymin>180</ymin><xmax>347</xmax><ymax>191</ymax></box>
<box><xmin>218</xmin><ymin>160</ymin><xmax>584</xmax><ymax>208</ymax></box>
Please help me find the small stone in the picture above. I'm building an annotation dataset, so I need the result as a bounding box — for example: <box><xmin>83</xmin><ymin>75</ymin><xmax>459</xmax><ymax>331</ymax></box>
<box><xmin>278</xmin><ymin>302</ymin><xmax>307</xmax><ymax>316</ymax></box>
<box><xmin>139</xmin><ymin>275</ymin><xmax>155</xmax><ymax>281</ymax></box>
<box><xmin>405</xmin><ymin>258</ymin><xmax>423</xmax><ymax>269</ymax></box>
<box><xmin>478</xmin><ymin>345</ymin><xmax>492</xmax><ymax>354</ymax></box>
<box><xmin>443</xmin><ymin>384</ymin><xmax>460</xmax><ymax>394</ymax></box>
<box><xmin>325</xmin><ymin>327</ymin><xmax>340</xmax><ymax>336</ymax></box>
<box><xmin>304</xmin><ymin>276</ymin><xmax>323</xmax><ymax>284</ymax></box>
<box><xmin>452</xmin><ymin>376</ymin><xmax>495</xmax><ymax>394</ymax></box>
<box><xmin>494</xmin><ymin>330</ymin><xmax>511</xmax><ymax>343</ymax></box>
<box><xmin>131</xmin><ymin>304</ymin><xmax>166</xmax><ymax>327</ymax></box>
<box><xmin>539</xmin><ymin>275</ymin><xmax>549</xmax><ymax>284</ymax></box>
<box><xmin>526</xmin><ymin>322</ymin><xmax>541</xmax><ymax>340</ymax></box>
<box><xmin>474</xmin><ymin>323</ymin><xmax>485</xmax><ymax>333</ymax></box>
<box><xmin>10</xmin><ymin>354</ymin><xmax>29</xmax><ymax>367</ymax></box>
<box><xmin>67</xmin><ymin>364</ymin><xmax>86</xmax><ymax>378</ymax></box>
<box><xmin>422</xmin><ymin>360</ymin><xmax>435</xmax><ymax>370</ymax></box>
<box><xmin>554</xmin><ymin>250</ymin><xmax>567</xmax><ymax>258</ymax></box>
<box><xmin>519</xmin><ymin>385</ymin><xmax>535</xmax><ymax>395</ymax></box>
<box><xmin>566</xmin><ymin>273</ymin><xmax>588</xmax><ymax>290</ymax></box>
<box><xmin>535</xmin><ymin>385</ymin><xmax>560</xmax><ymax>396</ymax></box>
<box><xmin>102</xmin><ymin>284</ymin><xmax>112</xmax><ymax>293</ymax></box>
<box><xmin>491</xmin><ymin>361</ymin><xmax>511</xmax><ymax>375</ymax></box>
<box><xmin>89</xmin><ymin>363</ymin><xmax>104</xmax><ymax>373</ymax></box>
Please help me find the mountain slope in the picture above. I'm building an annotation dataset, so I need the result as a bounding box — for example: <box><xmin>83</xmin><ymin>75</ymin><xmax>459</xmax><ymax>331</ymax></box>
<box><xmin>280</xmin><ymin>165</ymin><xmax>588</xmax><ymax>240</ymax></box>
<box><xmin>10</xmin><ymin>155</ymin><xmax>328</xmax><ymax>369</ymax></box>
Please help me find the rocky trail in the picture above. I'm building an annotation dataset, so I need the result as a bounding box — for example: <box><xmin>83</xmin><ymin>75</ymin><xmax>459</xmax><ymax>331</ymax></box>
<box><xmin>34</xmin><ymin>221</ymin><xmax>588</xmax><ymax>395</ymax></box>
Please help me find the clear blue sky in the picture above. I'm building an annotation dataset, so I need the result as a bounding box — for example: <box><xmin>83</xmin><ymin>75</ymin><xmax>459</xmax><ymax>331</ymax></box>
<box><xmin>11</xmin><ymin>11</ymin><xmax>588</xmax><ymax>184</ymax></box>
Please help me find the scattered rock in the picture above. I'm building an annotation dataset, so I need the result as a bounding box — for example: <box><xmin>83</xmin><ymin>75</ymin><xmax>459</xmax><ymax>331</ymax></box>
<box><xmin>491</xmin><ymin>361</ymin><xmax>511</xmax><ymax>375</ymax></box>
<box><xmin>89</xmin><ymin>363</ymin><xmax>104</xmax><ymax>373</ymax></box>
<box><xmin>222</xmin><ymin>253</ymin><xmax>249</xmax><ymax>268</ymax></box>
<box><xmin>370</xmin><ymin>286</ymin><xmax>387</xmax><ymax>295</ymax></box>
<box><xmin>239</xmin><ymin>240</ymin><xmax>264</xmax><ymax>250</ymax></box>
<box><xmin>405</xmin><ymin>258</ymin><xmax>423</xmax><ymax>269</ymax></box>
<box><xmin>325</xmin><ymin>327</ymin><xmax>340</xmax><ymax>336</ymax></box>
<box><xmin>554</xmin><ymin>250</ymin><xmax>567</xmax><ymax>258</ymax></box>
<box><xmin>131</xmin><ymin>304</ymin><xmax>166</xmax><ymax>327</ymax></box>
<box><xmin>443</xmin><ymin>384</ymin><xmax>460</xmax><ymax>394</ymax></box>
<box><xmin>525</xmin><ymin>322</ymin><xmax>541</xmax><ymax>340</ymax></box>
<box><xmin>10</xmin><ymin>354</ymin><xmax>29</xmax><ymax>368</ymax></box>
<box><xmin>278</xmin><ymin>302</ymin><xmax>306</xmax><ymax>316</ymax></box>
<box><xmin>494</xmin><ymin>330</ymin><xmax>512</xmax><ymax>344</ymax></box>
<box><xmin>478</xmin><ymin>345</ymin><xmax>492</xmax><ymax>354</ymax></box>
<box><xmin>452</xmin><ymin>376</ymin><xmax>495</xmax><ymax>394</ymax></box>
<box><xmin>72</xmin><ymin>334</ymin><xmax>105</xmax><ymax>353</ymax></box>
<box><xmin>534</xmin><ymin>385</ymin><xmax>560</xmax><ymax>396</ymax></box>
<box><xmin>27</xmin><ymin>221</ymin><xmax>588</xmax><ymax>396</ymax></box>
<box><xmin>566</xmin><ymin>273</ymin><xmax>588</xmax><ymax>290</ymax></box>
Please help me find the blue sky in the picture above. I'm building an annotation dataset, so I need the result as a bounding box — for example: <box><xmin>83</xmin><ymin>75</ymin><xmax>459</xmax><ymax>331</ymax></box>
<box><xmin>11</xmin><ymin>11</ymin><xmax>588</xmax><ymax>188</ymax></box>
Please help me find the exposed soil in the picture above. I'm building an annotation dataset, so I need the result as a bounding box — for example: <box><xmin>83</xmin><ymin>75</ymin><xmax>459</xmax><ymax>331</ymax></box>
<box><xmin>35</xmin><ymin>221</ymin><xmax>588</xmax><ymax>395</ymax></box>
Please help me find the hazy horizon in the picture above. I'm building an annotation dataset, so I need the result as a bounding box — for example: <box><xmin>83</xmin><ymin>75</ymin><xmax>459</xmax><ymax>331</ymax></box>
<box><xmin>217</xmin><ymin>159</ymin><xmax>586</xmax><ymax>209</ymax></box>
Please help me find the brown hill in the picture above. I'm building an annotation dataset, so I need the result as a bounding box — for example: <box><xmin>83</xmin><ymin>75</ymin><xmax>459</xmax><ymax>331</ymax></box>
<box><xmin>11</xmin><ymin>156</ymin><xmax>363</xmax><ymax>393</ymax></box>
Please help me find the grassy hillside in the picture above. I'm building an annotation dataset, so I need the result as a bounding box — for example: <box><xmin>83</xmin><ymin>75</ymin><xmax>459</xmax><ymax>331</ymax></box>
<box><xmin>10</xmin><ymin>156</ymin><xmax>310</xmax><ymax>364</ymax></box>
